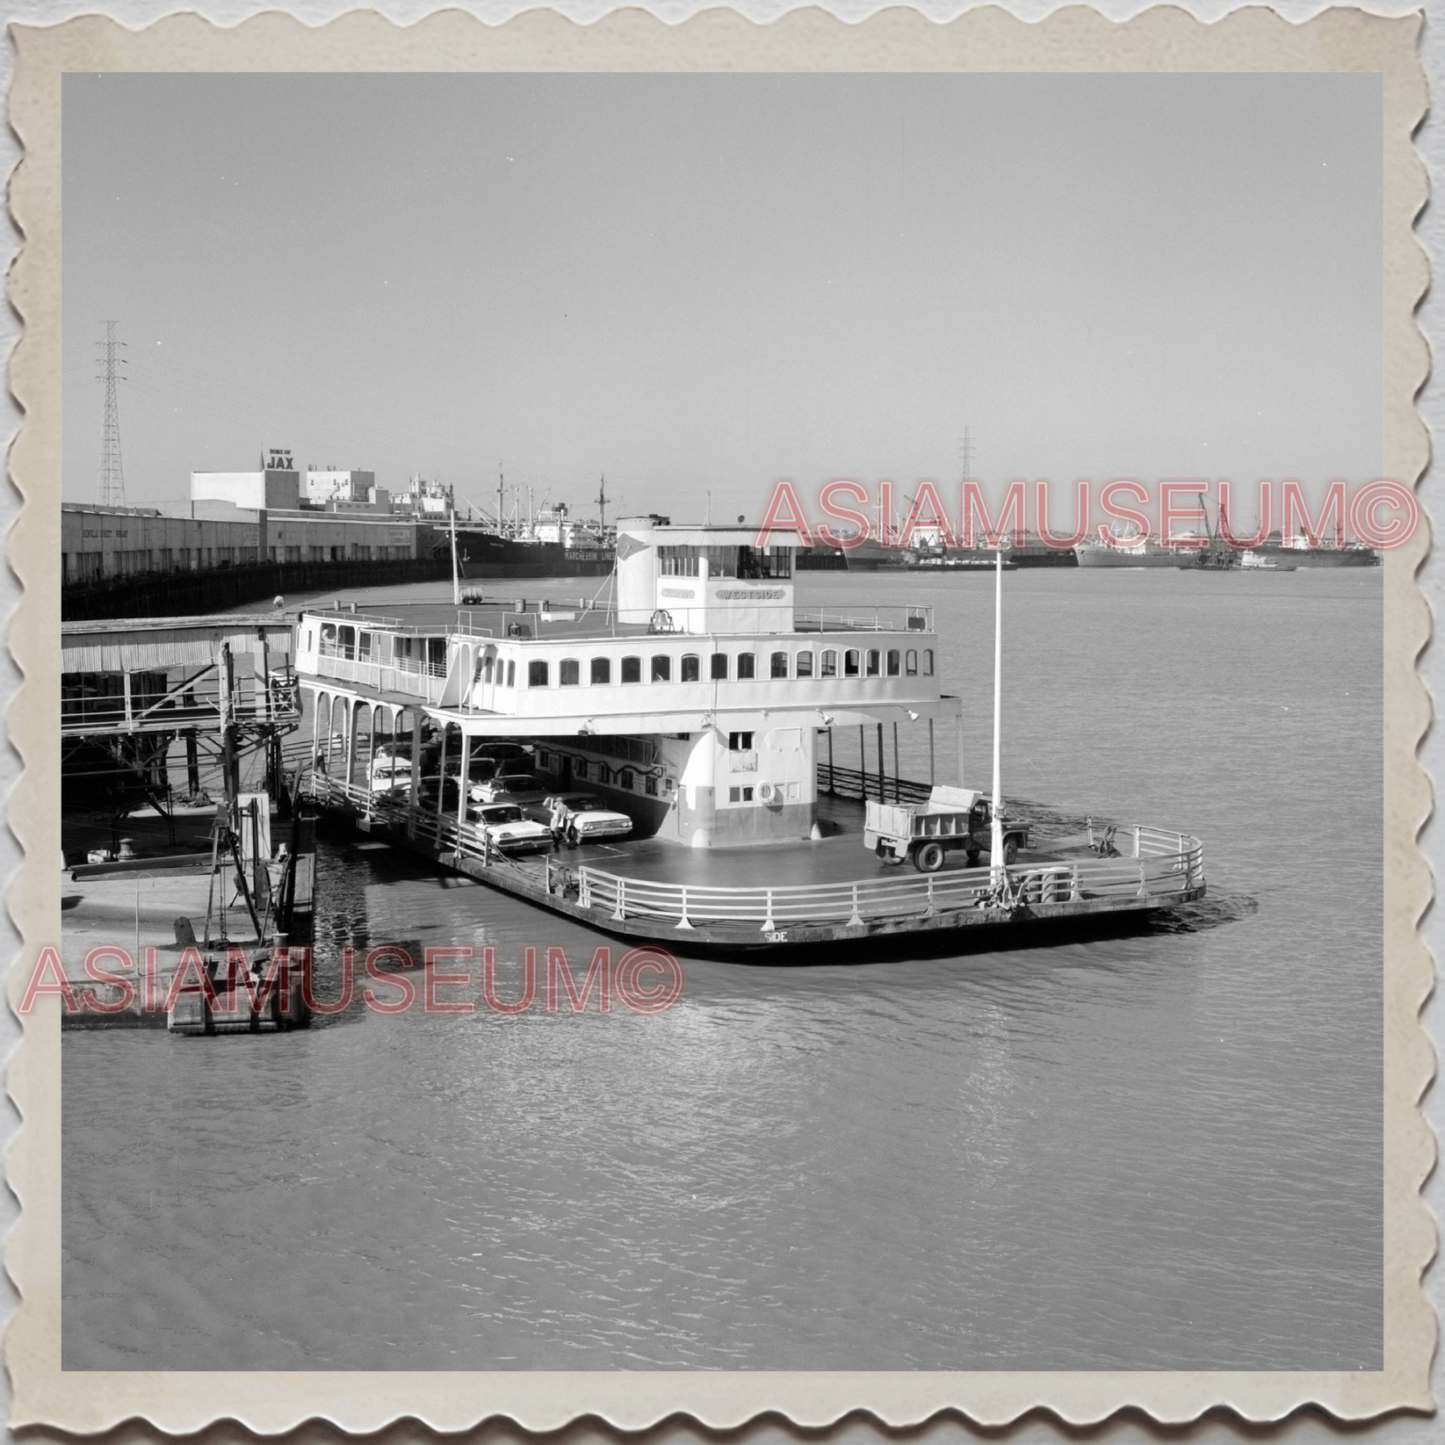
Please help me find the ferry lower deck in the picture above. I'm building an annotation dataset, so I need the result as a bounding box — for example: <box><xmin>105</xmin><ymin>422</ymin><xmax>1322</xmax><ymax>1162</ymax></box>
<box><xmin>304</xmin><ymin>769</ymin><xmax>1206</xmax><ymax>957</ymax></box>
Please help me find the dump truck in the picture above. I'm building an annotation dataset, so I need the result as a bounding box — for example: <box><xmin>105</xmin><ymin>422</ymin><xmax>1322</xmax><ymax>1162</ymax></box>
<box><xmin>864</xmin><ymin>786</ymin><xmax>1030</xmax><ymax>873</ymax></box>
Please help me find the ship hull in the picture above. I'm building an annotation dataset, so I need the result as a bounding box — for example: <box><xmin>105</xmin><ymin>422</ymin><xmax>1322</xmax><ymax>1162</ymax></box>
<box><xmin>1074</xmin><ymin>542</ymin><xmax>1181</xmax><ymax>568</ymax></box>
<box><xmin>446</xmin><ymin>530</ymin><xmax>614</xmax><ymax>579</ymax></box>
<box><xmin>1251</xmin><ymin>544</ymin><xmax>1379</xmax><ymax>568</ymax></box>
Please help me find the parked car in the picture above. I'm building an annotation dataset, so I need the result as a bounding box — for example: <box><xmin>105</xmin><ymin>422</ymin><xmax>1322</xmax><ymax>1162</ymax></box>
<box><xmin>472</xmin><ymin>803</ymin><xmax>554</xmax><ymax>855</ymax></box>
<box><xmin>477</xmin><ymin>769</ymin><xmax>548</xmax><ymax>806</ymax></box>
<box><xmin>369</xmin><ymin>755</ymin><xmax>414</xmax><ymax>795</ymax></box>
<box><xmin>412</xmin><ymin>775</ymin><xmax>464</xmax><ymax>816</ymax></box>
<box><xmin>543</xmin><ymin>792</ymin><xmax>634</xmax><ymax>846</ymax></box>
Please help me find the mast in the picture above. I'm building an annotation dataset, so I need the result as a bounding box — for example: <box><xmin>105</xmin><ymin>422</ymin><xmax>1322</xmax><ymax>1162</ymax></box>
<box><xmin>496</xmin><ymin>464</ymin><xmax>505</xmax><ymax>535</ymax></box>
<box><xmin>990</xmin><ymin>548</ymin><xmax>1005</xmax><ymax>877</ymax></box>
<box><xmin>597</xmin><ymin>474</ymin><xmax>608</xmax><ymax>535</ymax></box>
<box><xmin>450</xmin><ymin>505</ymin><xmax>461</xmax><ymax>605</ymax></box>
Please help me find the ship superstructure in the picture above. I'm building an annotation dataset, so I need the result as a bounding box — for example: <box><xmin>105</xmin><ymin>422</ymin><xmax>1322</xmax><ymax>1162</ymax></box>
<box><xmin>297</xmin><ymin>520</ymin><xmax>954</xmax><ymax>849</ymax></box>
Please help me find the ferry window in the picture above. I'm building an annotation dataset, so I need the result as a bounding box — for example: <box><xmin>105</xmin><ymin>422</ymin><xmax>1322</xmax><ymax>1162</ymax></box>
<box><xmin>905</xmin><ymin>649</ymin><xmax>918</xmax><ymax>676</ymax></box>
<box><xmin>560</xmin><ymin>659</ymin><xmax>580</xmax><ymax>686</ymax></box>
<box><xmin>729</xmin><ymin>786</ymin><xmax>741</xmax><ymax>803</ymax></box>
<box><xmin>728</xmin><ymin>731</ymin><xmax>754</xmax><ymax>751</ymax></box>
<box><xmin>620</xmin><ymin>769</ymin><xmax>635</xmax><ymax>790</ymax></box>
<box><xmin>621</xmin><ymin>656</ymin><xmax>642</xmax><ymax>683</ymax></box>
<box><xmin>658</xmin><ymin>545</ymin><xmax>700</xmax><ymax>577</ymax></box>
<box><xmin>737</xmin><ymin>652</ymin><xmax>756</xmax><ymax>680</ymax></box>
<box><xmin>645</xmin><ymin>775</ymin><xmax>658</xmax><ymax>796</ymax></box>
<box><xmin>681</xmin><ymin>654</ymin><xmax>700</xmax><ymax>683</ymax></box>
<box><xmin>710</xmin><ymin>653</ymin><xmax>728</xmax><ymax>680</ymax></box>
<box><xmin>591</xmin><ymin>657</ymin><xmax>611</xmax><ymax>685</ymax></box>
<box><xmin>867</xmin><ymin>650</ymin><xmax>881</xmax><ymax>676</ymax></box>
<box><xmin>575</xmin><ymin>760</ymin><xmax>588</xmax><ymax>780</ymax></box>
<box><xmin>742</xmin><ymin>785</ymin><xmax>755</xmax><ymax>803</ymax></box>
<box><xmin>651</xmin><ymin>654</ymin><xmax>671</xmax><ymax>682</ymax></box>
<box><xmin>483</xmin><ymin>655</ymin><xmax>494</xmax><ymax>682</ymax></box>
<box><xmin>887</xmin><ymin>649</ymin><xmax>901</xmax><ymax>677</ymax></box>
<box><xmin>358</xmin><ymin>632</ymin><xmax>372</xmax><ymax>661</ymax></box>
<box><xmin>924</xmin><ymin>649</ymin><xmax>935</xmax><ymax>676</ymax></box>
<box><xmin>770</xmin><ymin>651</ymin><xmax>788</xmax><ymax>679</ymax></box>
<box><xmin>844</xmin><ymin>649</ymin><xmax>860</xmax><ymax>677</ymax></box>
<box><xmin>705</xmin><ymin>546</ymin><xmax>738</xmax><ymax>579</ymax></box>
<box><xmin>797</xmin><ymin>650</ymin><xmax>814</xmax><ymax>678</ymax></box>
<box><xmin>338</xmin><ymin>625</ymin><xmax>356</xmax><ymax>660</ymax></box>
<box><xmin>528</xmin><ymin>660</ymin><xmax>549</xmax><ymax>688</ymax></box>
<box><xmin>821</xmin><ymin>650</ymin><xmax>837</xmax><ymax>678</ymax></box>
<box><xmin>304</xmin><ymin>628</ymin><xmax>314</xmax><ymax>652</ymax></box>
<box><xmin>506</xmin><ymin>660</ymin><xmax>516</xmax><ymax>687</ymax></box>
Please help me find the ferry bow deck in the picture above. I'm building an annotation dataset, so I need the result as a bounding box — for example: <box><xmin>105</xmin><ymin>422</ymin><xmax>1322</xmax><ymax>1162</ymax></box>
<box><xmin>305</xmin><ymin>774</ymin><xmax>1205</xmax><ymax>956</ymax></box>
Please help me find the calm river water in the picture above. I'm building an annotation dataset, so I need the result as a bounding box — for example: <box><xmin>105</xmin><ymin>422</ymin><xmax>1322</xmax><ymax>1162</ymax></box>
<box><xmin>62</xmin><ymin>567</ymin><xmax>1383</xmax><ymax>1370</ymax></box>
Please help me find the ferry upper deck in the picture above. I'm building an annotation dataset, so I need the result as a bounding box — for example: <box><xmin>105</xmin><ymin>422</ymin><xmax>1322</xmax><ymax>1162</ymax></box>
<box><xmin>295</xmin><ymin>520</ymin><xmax>965</xmax><ymax>849</ymax></box>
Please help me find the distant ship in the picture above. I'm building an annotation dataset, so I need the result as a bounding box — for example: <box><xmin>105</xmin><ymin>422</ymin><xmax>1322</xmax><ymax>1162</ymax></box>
<box><xmin>1074</xmin><ymin>531</ymin><xmax>1181</xmax><ymax>568</ymax></box>
<box><xmin>446</xmin><ymin>528</ymin><xmax>614</xmax><ymax>580</ymax></box>
<box><xmin>1248</xmin><ymin>531</ymin><xmax>1380</xmax><ymax>568</ymax></box>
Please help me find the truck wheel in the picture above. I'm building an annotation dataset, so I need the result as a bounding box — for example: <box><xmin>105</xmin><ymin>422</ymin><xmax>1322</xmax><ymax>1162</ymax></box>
<box><xmin>914</xmin><ymin>841</ymin><xmax>946</xmax><ymax>873</ymax></box>
<box><xmin>965</xmin><ymin>850</ymin><xmax>981</xmax><ymax>868</ymax></box>
<box><xmin>1002</xmin><ymin>836</ymin><xmax>1019</xmax><ymax>866</ymax></box>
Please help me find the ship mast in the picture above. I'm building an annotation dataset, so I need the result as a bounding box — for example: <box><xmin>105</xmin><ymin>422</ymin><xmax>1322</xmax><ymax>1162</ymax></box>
<box><xmin>496</xmin><ymin>464</ymin><xmax>505</xmax><ymax>536</ymax></box>
<box><xmin>450</xmin><ymin>504</ymin><xmax>461</xmax><ymax>605</ymax></box>
<box><xmin>597</xmin><ymin>474</ymin><xmax>608</xmax><ymax>535</ymax></box>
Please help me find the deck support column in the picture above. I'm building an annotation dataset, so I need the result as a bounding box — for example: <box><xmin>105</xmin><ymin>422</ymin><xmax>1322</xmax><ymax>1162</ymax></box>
<box><xmin>676</xmin><ymin>886</ymin><xmax>694</xmax><ymax>930</ymax></box>
<box><xmin>858</xmin><ymin>726</ymin><xmax>865</xmax><ymax>798</ymax></box>
<box><xmin>456</xmin><ymin>732</ymin><xmax>471</xmax><ymax>838</ymax></box>
<box><xmin>877</xmin><ymin>722</ymin><xmax>885</xmax><ymax>803</ymax></box>
<box><xmin>827</xmin><ymin>728</ymin><xmax>835</xmax><ymax>795</ymax></box>
<box><xmin>928</xmin><ymin>719</ymin><xmax>935</xmax><ymax>787</ymax></box>
<box><xmin>892</xmin><ymin>723</ymin><xmax>900</xmax><ymax>802</ymax></box>
<box><xmin>846</xmin><ymin>883</ymin><xmax>863</xmax><ymax>929</ymax></box>
<box><xmin>760</xmin><ymin>890</ymin><xmax>775</xmax><ymax>933</ymax></box>
<box><xmin>407</xmin><ymin>711</ymin><xmax>422</xmax><ymax>839</ymax></box>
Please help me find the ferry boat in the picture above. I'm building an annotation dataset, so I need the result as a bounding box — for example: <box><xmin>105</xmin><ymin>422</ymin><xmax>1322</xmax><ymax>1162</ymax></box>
<box><xmin>295</xmin><ymin>520</ymin><xmax>1205</xmax><ymax>955</ymax></box>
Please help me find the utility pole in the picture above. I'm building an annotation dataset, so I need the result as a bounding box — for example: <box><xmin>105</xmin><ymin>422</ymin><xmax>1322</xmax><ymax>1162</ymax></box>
<box><xmin>958</xmin><ymin>427</ymin><xmax>975</xmax><ymax>481</ymax></box>
<box><xmin>96</xmin><ymin>321</ymin><xmax>127</xmax><ymax>506</ymax></box>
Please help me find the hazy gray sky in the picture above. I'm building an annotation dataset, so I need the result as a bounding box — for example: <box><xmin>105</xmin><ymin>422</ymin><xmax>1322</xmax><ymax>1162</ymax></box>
<box><xmin>62</xmin><ymin>71</ymin><xmax>1383</xmax><ymax>524</ymax></box>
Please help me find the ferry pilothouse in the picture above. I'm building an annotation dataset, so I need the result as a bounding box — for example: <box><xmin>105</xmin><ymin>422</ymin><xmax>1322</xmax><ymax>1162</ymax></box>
<box><xmin>296</xmin><ymin>518</ymin><xmax>1205</xmax><ymax>954</ymax></box>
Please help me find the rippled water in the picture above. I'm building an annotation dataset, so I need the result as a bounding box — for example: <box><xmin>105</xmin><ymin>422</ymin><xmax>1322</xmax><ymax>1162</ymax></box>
<box><xmin>62</xmin><ymin>568</ymin><xmax>1383</xmax><ymax>1370</ymax></box>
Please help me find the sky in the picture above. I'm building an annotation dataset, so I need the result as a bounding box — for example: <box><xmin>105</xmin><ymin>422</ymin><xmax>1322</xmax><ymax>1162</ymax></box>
<box><xmin>61</xmin><ymin>71</ymin><xmax>1384</xmax><ymax>529</ymax></box>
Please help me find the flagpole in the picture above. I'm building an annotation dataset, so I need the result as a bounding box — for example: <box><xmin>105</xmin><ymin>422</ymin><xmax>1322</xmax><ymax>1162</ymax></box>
<box><xmin>990</xmin><ymin>547</ymin><xmax>1005</xmax><ymax>878</ymax></box>
<box><xmin>450</xmin><ymin>505</ymin><xmax>461</xmax><ymax>606</ymax></box>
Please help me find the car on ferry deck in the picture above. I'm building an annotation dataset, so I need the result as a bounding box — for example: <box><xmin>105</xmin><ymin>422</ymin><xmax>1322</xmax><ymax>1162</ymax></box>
<box><xmin>472</xmin><ymin>803</ymin><xmax>554</xmax><ymax>855</ymax></box>
<box><xmin>476</xmin><ymin>767</ymin><xmax>549</xmax><ymax>807</ymax></box>
<box><xmin>542</xmin><ymin>792</ymin><xmax>634</xmax><ymax>846</ymax></box>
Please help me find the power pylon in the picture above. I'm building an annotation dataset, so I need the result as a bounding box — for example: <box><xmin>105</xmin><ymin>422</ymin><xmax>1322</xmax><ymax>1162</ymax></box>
<box><xmin>95</xmin><ymin>320</ymin><xmax>127</xmax><ymax>506</ymax></box>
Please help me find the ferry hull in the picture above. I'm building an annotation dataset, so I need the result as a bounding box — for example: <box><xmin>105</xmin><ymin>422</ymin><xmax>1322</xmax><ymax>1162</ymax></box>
<box><xmin>307</xmin><ymin>777</ymin><xmax>1206</xmax><ymax>960</ymax></box>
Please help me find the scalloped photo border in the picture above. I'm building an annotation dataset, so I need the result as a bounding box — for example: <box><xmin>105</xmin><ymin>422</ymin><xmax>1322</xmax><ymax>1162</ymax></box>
<box><xmin>3</xmin><ymin>5</ymin><xmax>1434</xmax><ymax>1433</ymax></box>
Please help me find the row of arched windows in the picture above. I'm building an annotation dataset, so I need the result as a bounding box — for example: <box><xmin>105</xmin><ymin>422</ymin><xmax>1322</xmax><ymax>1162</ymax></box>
<box><xmin>478</xmin><ymin>647</ymin><xmax>935</xmax><ymax>689</ymax></box>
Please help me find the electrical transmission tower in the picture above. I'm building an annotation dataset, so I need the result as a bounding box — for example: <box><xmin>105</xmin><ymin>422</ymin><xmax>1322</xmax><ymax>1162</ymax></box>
<box><xmin>958</xmin><ymin>427</ymin><xmax>975</xmax><ymax>480</ymax></box>
<box><xmin>95</xmin><ymin>320</ymin><xmax>127</xmax><ymax>506</ymax></box>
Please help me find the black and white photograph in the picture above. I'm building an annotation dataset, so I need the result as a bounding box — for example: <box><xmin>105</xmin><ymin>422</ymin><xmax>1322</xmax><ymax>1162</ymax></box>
<box><xmin>2</xmin><ymin>3</ymin><xmax>1435</xmax><ymax>1434</ymax></box>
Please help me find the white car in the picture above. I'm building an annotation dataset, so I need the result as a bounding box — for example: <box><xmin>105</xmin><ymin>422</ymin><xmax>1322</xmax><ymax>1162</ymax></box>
<box><xmin>545</xmin><ymin>792</ymin><xmax>634</xmax><ymax>845</ymax></box>
<box><xmin>471</xmin><ymin>803</ymin><xmax>553</xmax><ymax>855</ymax></box>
